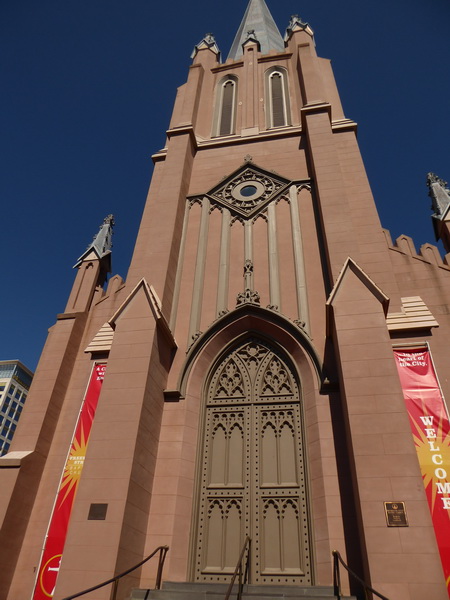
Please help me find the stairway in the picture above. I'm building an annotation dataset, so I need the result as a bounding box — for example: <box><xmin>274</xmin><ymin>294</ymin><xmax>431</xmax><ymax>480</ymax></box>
<box><xmin>129</xmin><ymin>581</ymin><xmax>356</xmax><ymax>600</ymax></box>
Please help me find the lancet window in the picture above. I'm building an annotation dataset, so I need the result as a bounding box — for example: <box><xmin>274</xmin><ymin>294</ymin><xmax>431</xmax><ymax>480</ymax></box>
<box><xmin>214</xmin><ymin>76</ymin><xmax>238</xmax><ymax>137</ymax></box>
<box><xmin>266</xmin><ymin>67</ymin><xmax>290</xmax><ymax>128</ymax></box>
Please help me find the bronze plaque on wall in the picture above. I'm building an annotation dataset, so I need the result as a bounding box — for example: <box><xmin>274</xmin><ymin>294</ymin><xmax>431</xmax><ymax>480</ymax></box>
<box><xmin>384</xmin><ymin>501</ymin><xmax>408</xmax><ymax>527</ymax></box>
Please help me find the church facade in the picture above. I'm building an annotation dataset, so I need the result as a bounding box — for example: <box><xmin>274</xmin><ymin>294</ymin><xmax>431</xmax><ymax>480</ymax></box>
<box><xmin>1</xmin><ymin>2</ymin><xmax>450</xmax><ymax>599</ymax></box>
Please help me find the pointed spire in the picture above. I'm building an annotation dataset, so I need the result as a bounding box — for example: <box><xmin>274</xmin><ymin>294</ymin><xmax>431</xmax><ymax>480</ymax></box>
<box><xmin>75</xmin><ymin>214</ymin><xmax>114</xmax><ymax>268</ymax></box>
<box><xmin>428</xmin><ymin>172</ymin><xmax>450</xmax><ymax>218</ymax></box>
<box><xmin>228</xmin><ymin>0</ymin><xmax>284</xmax><ymax>61</ymax></box>
<box><xmin>427</xmin><ymin>173</ymin><xmax>450</xmax><ymax>248</ymax></box>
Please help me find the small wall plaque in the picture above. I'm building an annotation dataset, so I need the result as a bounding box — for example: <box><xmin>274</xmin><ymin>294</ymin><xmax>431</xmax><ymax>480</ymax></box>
<box><xmin>88</xmin><ymin>503</ymin><xmax>108</xmax><ymax>520</ymax></box>
<box><xmin>384</xmin><ymin>501</ymin><xmax>408</xmax><ymax>527</ymax></box>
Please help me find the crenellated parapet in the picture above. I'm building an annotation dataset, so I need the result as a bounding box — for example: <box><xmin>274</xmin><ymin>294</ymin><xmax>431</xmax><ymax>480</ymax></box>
<box><xmin>385</xmin><ymin>230</ymin><xmax>450</xmax><ymax>269</ymax></box>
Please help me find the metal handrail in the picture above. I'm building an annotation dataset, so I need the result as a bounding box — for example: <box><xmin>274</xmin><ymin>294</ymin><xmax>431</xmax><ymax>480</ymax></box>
<box><xmin>224</xmin><ymin>536</ymin><xmax>251</xmax><ymax>600</ymax></box>
<box><xmin>62</xmin><ymin>545</ymin><xmax>169</xmax><ymax>600</ymax></box>
<box><xmin>332</xmin><ymin>550</ymin><xmax>389</xmax><ymax>600</ymax></box>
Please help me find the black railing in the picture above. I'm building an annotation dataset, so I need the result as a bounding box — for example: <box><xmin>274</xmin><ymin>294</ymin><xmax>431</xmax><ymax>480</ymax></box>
<box><xmin>224</xmin><ymin>536</ymin><xmax>251</xmax><ymax>600</ymax></box>
<box><xmin>332</xmin><ymin>550</ymin><xmax>389</xmax><ymax>600</ymax></box>
<box><xmin>62</xmin><ymin>545</ymin><xmax>169</xmax><ymax>600</ymax></box>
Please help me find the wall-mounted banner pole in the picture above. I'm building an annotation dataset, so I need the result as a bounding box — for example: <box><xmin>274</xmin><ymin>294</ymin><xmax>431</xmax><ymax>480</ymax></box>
<box><xmin>32</xmin><ymin>363</ymin><xmax>106</xmax><ymax>600</ymax></box>
<box><xmin>393</xmin><ymin>349</ymin><xmax>450</xmax><ymax>596</ymax></box>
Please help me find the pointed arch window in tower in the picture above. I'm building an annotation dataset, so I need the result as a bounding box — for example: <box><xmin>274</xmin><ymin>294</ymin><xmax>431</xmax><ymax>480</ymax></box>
<box><xmin>214</xmin><ymin>76</ymin><xmax>238</xmax><ymax>137</ymax></box>
<box><xmin>266</xmin><ymin>68</ymin><xmax>290</xmax><ymax>128</ymax></box>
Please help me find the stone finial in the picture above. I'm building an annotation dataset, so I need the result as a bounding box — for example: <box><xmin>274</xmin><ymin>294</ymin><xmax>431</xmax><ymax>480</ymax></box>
<box><xmin>427</xmin><ymin>172</ymin><xmax>448</xmax><ymax>191</ymax></box>
<box><xmin>191</xmin><ymin>33</ymin><xmax>220</xmax><ymax>59</ymax></box>
<box><xmin>284</xmin><ymin>14</ymin><xmax>314</xmax><ymax>41</ymax></box>
<box><xmin>103</xmin><ymin>214</ymin><xmax>115</xmax><ymax>226</ymax></box>
<box><xmin>237</xmin><ymin>258</ymin><xmax>260</xmax><ymax>306</ymax></box>
<box><xmin>236</xmin><ymin>289</ymin><xmax>260</xmax><ymax>306</ymax></box>
<box><xmin>242</xmin><ymin>29</ymin><xmax>260</xmax><ymax>52</ymax></box>
<box><xmin>204</xmin><ymin>33</ymin><xmax>215</xmax><ymax>45</ymax></box>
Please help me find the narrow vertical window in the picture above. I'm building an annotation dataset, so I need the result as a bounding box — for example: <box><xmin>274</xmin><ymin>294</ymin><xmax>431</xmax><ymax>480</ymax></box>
<box><xmin>266</xmin><ymin>68</ymin><xmax>290</xmax><ymax>129</ymax></box>
<box><xmin>271</xmin><ymin>72</ymin><xmax>285</xmax><ymax>127</ymax></box>
<box><xmin>213</xmin><ymin>76</ymin><xmax>238</xmax><ymax>137</ymax></box>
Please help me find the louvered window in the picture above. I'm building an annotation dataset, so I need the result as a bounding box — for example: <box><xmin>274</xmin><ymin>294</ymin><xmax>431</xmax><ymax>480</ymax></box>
<box><xmin>219</xmin><ymin>81</ymin><xmax>235</xmax><ymax>135</ymax></box>
<box><xmin>266</xmin><ymin>68</ymin><xmax>290</xmax><ymax>129</ymax></box>
<box><xmin>213</xmin><ymin>77</ymin><xmax>237</xmax><ymax>137</ymax></box>
<box><xmin>271</xmin><ymin>73</ymin><xmax>285</xmax><ymax>127</ymax></box>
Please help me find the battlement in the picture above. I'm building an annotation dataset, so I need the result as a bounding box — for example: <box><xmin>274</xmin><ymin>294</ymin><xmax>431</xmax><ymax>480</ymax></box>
<box><xmin>383</xmin><ymin>229</ymin><xmax>450</xmax><ymax>269</ymax></box>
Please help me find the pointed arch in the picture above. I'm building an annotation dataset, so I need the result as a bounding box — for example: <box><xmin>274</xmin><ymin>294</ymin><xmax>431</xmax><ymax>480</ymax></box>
<box><xmin>146</xmin><ymin>305</ymin><xmax>344</xmax><ymax>586</ymax></box>
<box><xmin>265</xmin><ymin>66</ymin><xmax>291</xmax><ymax>128</ymax></box>
<box><xmin>177</xmin><ymin>305</ymin><xmax>322</xmax><ymax>399</ymax></box>
<box><xmin>191</xmin><ymin>333</ymin><xmax>313</xmax><ymax>584</ymax></box>
<box><xmin>213</xmin><ymin>75</ymin><xmax>238</xmax><ymax>137</ymax></box>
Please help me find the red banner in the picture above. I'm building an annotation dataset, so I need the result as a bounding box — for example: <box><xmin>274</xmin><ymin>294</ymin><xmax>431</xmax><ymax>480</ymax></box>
<box><xmin>33</xmin><ymin>363</ymin><xmax>106</xmax><ymax>599</ymax></box>
<box><xmin>394</xmin><ymin>349</ymin><xmax>450</xmax><ymax>595</ymax></box>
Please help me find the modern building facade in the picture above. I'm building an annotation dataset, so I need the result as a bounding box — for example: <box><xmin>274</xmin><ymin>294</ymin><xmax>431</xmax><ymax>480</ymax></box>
<box><xmin>1</xmin><ymin>1</ymin><xmax>450</xmax><ymax>599</ymax></box>
<box><xmin>0</xmin><ymin>360</ymin><xmax>33</xmax><ymax>456</ymax></box>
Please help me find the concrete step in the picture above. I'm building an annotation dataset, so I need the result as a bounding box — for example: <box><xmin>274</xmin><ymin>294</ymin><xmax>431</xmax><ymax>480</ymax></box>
<box><xmin>129</xmin><ymin>581</ymin><xmax>356</xmax><ymax>600</ymax></box>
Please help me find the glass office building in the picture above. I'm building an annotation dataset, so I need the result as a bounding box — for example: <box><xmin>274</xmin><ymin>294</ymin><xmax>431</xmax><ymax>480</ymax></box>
<box><xmin>0</xmin><ymin>361</ymin><xmax>33</xmax><ymax>455</ymax></box>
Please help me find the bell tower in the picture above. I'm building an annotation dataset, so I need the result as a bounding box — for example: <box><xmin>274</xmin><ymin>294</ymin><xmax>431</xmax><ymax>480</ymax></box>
<box><xmin>1</xmin><ymin>2</ymin><xmax>450</xmax><ymax>600</ymax></box>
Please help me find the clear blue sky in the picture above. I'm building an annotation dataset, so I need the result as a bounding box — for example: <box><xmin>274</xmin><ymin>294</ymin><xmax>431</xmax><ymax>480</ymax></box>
<box><xmin>1</xmin><ymin>0</ymin><xmax>449</xmax><ymax>371</ymax></box>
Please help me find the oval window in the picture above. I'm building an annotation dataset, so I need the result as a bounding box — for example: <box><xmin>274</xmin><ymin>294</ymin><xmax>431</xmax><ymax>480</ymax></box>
<box><xmin>240</xmin><ymin>185</ymin><xmax>257</xmax><ymax>197</ymax></box>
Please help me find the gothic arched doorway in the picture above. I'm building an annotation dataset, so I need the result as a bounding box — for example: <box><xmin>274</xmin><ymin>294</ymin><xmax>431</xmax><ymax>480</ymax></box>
<box><xmin>192</xmin><ymin>337</ymin><xmax>312</xmax><ymax>585</ymax></box>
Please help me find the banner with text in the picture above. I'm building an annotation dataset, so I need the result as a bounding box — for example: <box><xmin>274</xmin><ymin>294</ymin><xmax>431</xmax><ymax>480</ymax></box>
<box><xmin>394</xmin><ymin>349</ymin><xmax>450</xmax><ymax>595</ymax></box>
<box><xmin>33</xmin><ymin>363</ymin><xmax>106</xmax><ymax>600</ymax></box>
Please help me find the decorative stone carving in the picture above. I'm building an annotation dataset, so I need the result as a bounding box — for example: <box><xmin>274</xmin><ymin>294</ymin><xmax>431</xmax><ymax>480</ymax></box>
<box><xmin>275</xmin><ymin>194</ymin><xmax>289</xmax><ymax>205</ymax></box>
<box><xmin>230</xmin><ymin>215</ymin><xmax>245</xmax><ymax>226</ymax></box>
<box><xmin>293</xmin><ymin>319</ymin><xmax>306</xmax><ymax>329</ymax></box>
<box><xmin>187</xmin><ymin>330</ymin><xmax>203</xmax><ymax>352</ymax></box>
<box><xmin>243</xmin><ymin>259</ymin><xmax>254</xmax><ymax>275</ymax></box>
<box><xmin>252</xmin><ymin>213</ymin><xmax>268</xmax><ymax>224</ymax></box>
<box><xmin>261</xmin><ymin>358</ymin><xmax>293</xmax><ymax>395</ymax></box>
<box><xmin>215</xmin><ymin>359</ymin><xmax>244</xmax><ymax>397</ymax></box>
<box><xmin>208</xmin><ymin>164</ymin><xmax>289</xmax><ymax>218</ymax></box>
<box><xmin>237</xmin><ymin>341</ymin><xmax>268</xmax><ymax>368</ymax></box>
<box><xmin>188</xmin><ymin>197</ymin><xmax>203</xmax><ymax>209</ymax></box>
<box><xmin>236</xmin><ymin>288</ymin><xmax>260</xmax><ymax>306</ymax></box>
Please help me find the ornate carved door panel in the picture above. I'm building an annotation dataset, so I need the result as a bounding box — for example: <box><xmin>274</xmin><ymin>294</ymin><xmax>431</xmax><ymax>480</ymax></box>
<box><xmin>193</xmin><ymin>339</ymin><xmax>312</xmax><ymax>585</ymax></box>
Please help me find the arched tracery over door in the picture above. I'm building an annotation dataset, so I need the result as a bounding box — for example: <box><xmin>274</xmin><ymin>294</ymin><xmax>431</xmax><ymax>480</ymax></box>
<box><xmin>193</xmin><ymin>338</ymin><xmax>312</xmax><ymax>585</ymax></box>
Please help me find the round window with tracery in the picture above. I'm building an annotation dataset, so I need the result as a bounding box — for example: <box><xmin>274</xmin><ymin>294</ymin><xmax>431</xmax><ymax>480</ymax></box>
<box><xmin>231</xmin><ymin>180</ymin><xmax>265</xmax><ymax>205</ymax></box>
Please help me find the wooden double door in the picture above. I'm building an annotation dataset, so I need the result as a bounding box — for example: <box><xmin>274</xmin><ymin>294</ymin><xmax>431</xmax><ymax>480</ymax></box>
<box><xmin>193</xmin><ymin>338</ymin><xmax>312</xmax><ymax>585</ymax></box>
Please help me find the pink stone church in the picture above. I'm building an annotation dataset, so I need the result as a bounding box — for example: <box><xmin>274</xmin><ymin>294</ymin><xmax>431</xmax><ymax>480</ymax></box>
<box><xmin>1</xmin><ymin>2</ymin><xmax>450</xmax><ymax>599</ymax></box>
